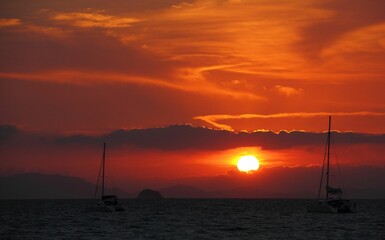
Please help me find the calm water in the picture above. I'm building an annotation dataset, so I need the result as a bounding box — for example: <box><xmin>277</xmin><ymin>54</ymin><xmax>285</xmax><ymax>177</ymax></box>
<box><xmin>0</xmin><ymin>199</ymin><xmax>384</xmax><ymax>239</ymax></box>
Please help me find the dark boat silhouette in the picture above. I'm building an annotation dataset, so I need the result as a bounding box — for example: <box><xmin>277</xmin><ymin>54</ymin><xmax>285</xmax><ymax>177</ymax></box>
<box><xmin>307</xmin><ymin>116</ymin><xmax>357</xmax><ymax>213</ymax></box>
<box><xmin>87</xmin><ymin>143</ymin><xmax>126</xmax><ymax>212</ymax></box>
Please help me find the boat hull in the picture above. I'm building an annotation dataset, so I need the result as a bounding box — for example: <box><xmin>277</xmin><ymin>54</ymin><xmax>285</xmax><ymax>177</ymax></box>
<box><xmin>86</xmin><ymin>197</ymin><xmax>127</xmax><ymax>212</ymax></box>
<box><xmin>307</xmin><ymin>204</ymin><xmax>338</xmax><ymax>213</ymax></box>
<box><xmin>86</xmin><ymin>204</ymin><xmax>115</xmax><ymax>212</ymax></box>
<box><xmin>86</xmin><ymin>204</ymin><xmax>127</xmax><ymax>212</ymax></box>
<box><xmin>115</xmin><ymin>205</ymin><xmax>127</xmax><ymax>211</ymax></box>
<box><xmin>307</xmin><ymin>199</ymin><xmax>357</xmax><ymax>213</ymax></box>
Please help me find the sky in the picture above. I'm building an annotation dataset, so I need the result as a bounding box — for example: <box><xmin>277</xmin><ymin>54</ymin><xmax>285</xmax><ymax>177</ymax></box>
<box><xmin>1</xmin><ymin>0</ymin><xmax>385</xmax><ymax>196</ymax></box>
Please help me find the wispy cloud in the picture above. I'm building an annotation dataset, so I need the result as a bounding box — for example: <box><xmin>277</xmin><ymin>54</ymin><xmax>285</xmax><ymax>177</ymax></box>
<box><xmin>296</xmin><ymin>0</ymin><xmax>385</xmax><ymax>66</ymax></box>
<box><xmin>195</xmin><ymin>112</ymin><xmax>385</xmax><ymax>131</ymax></box>
<box><xmin>1</xmin><ymin>1</ymin><xmax>385</xmax><ymax>133</ymax></box>
<box><xmin>52</xmin><ymin>11</ymin><xmax>141</xmax><ymax>28</ymax></box>
<box><xmin>0</xmin><ymin>17</ymin><xmax>69</xmax><ymax>39</ymax></box>
<box><xmin>172</xmin><ymin>2</ymin><xmax>194</xmax><ymax>9</ymax></box>
<box><xmin>274</xmin><ymin>85</ymin><xmax>303</xmax><ymax>96</ymax></box>
<box><xmin>0</xmin><ymin>70</ymin><xmax>261</xmax><ymax>99</ymax></box>
<box><xmin>0</xmin><ymin>18</ymin><xmax>21</xmax><ymax>27</ymax></box>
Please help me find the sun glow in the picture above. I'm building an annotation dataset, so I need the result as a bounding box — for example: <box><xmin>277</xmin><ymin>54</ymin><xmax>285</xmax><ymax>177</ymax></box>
<box><xmin>237</xmin><ymin>155</ymin><xmax>260</xmax><ymax>173</ymax></box>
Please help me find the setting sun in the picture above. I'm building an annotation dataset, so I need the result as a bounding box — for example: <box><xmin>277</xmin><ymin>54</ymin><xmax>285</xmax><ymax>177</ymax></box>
<box><xmin>237</xmin><ymin>155</ymin><xmax>260</xmax><ymax>173</ymax></box>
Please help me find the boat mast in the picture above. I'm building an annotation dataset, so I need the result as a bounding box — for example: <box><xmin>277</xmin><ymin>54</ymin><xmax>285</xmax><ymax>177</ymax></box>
<box><xmin>102</xmin><ymin>142</ymin><xmax>106</xmax><ymax>197</ymax></box>
<box><xmin>326</xmin><ymin>116</ymin><xmax>331</xmax><ymax>199</ymax></box>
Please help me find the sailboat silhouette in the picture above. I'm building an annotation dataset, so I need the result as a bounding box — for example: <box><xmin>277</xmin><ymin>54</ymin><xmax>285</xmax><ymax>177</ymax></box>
<box><xmin>307</xmin><ymin>116</ymin><xmax>357</xmax><ymax>213</ymax></box>
<box><xmin>87</xmin><ymin>143</ymin><xmax>126</xmax><ymax>212</ymax></box>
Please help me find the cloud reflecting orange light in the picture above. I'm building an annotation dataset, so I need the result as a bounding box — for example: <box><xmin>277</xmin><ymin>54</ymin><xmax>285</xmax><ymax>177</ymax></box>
<box><xmin>52</xmin><ymin>11</ymin><xmax>141</xmax><ymax>28</ymax></box>
<box><xmin>194</xmin><ymin>112</ymin><xmax>385</xmax><ymax>132</ymax></box>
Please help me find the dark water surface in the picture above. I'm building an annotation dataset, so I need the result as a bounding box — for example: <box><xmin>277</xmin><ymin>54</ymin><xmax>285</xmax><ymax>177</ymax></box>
<box><xmin>0</xmin><ymin>199</ymin><xmax>384</xmax><ymax>239</ymax></box>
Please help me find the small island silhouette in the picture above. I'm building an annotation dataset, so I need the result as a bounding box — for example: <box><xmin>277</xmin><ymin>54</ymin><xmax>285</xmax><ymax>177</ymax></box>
<box><xmin>137</xmin><ymin>189</ymin><xmax>163</xmax><ymax>200</ymax></box>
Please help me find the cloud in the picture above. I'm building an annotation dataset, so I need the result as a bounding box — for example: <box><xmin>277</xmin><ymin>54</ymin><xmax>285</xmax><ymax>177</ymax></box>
<box><xmin>52</xmin><ymin>11</ymin><xmax>141</xmax><ymax>28</ymax></box>
<box><xmin>0</xmin><ymin>70</ymin><xmax>262</xmax><ymax>100</ymax></box>
<box><xmin>0</xmin><ymin>17</ymin><xmax>67</xmax><ymax>39</ymax></box>
<box><xmin>0</xmin><ymin>125</ymin><xmax>19</xmax><ymax>142</ymax></box>
<box><xmin>3</xmin><ymin>124</ymin><xmax>383</xmax><ymax>151</ymax></box>
<box><xmin>318</xmin><ymin>22</ymin><xmax>385</xmax><ymax>75</ymax></box>
<box><xmin>296</xmin><ymin>0</ymin><xmax>385</xmax><ymax>60</ymax></box>
<box><xmin>274</xmin><ymin>85</ymin><xmax>303</xmax><ymax>96</ymax></box>
<box><xmin>0</xmin><ymin>23</ymin><xmax>175</xmax><ymax>76</ymax></box>
<box><xmin>194</xmin><ymin>112</ymin><xmax>385</xmax><ymax>131</ymax></box>
<box><xmin>0</xmin><ymin>9</ymin><xmax>263</xmax><ymax>100</ymax></box>
<box><xmin>0</xmin><ymin>71</ymin><xmax>181</xmax><ymax>88</ymax></box>
<box><xmin>1</xmin><ymin>0</ymin><xmax>385</xmax><ymax>135</ymax></box>
<box><xmin>1</xmin><ymin>124</ymin><xmax>384</xmax><ymax>184</ymax></box>
<box><xmin>0</xmin><ymin>18</ymin><xmax>21</xmax><ymax>27</ymax></box>
<box><xmin>172</xmin><ymin>2</ymin><xmax>194</xmax><ymax>9</ymax></box>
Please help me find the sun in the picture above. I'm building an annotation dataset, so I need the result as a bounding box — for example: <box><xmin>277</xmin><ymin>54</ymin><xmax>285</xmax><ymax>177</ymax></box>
<box><xmin>237</xmin><ymin>155</ymin><xmax>260</xmax><ymax>173</ymax></box>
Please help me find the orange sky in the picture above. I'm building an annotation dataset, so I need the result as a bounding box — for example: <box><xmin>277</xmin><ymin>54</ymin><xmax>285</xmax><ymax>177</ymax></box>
<box><xmin>1</xmin><ymin>0</ymin><xmax>385</xmax><ymax>193</ymax></box>
<box><xmin>1</xmin><ymin>0</ymin><xmax>385</xmax><ymax>133</ymax></box>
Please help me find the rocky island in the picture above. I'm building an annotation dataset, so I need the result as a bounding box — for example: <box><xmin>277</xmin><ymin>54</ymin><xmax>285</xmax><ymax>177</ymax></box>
<box><xmin>137</xmin><ymin>189</ymin><xmax>163</xmax><ymax>200</ymax></box>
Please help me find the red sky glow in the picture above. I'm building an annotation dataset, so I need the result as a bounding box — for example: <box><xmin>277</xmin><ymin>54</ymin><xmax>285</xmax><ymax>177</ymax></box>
<box><xmin>1</xmin><ymin>0</ymin><xmax>384</xmax><ymax>196</ymax></box>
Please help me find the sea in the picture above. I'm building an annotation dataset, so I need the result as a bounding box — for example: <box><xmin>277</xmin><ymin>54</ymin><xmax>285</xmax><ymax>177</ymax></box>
<box><xmin>0</xmin><ymin>199</ymin><xmax>384</xmax><ymax>239</ymax></box>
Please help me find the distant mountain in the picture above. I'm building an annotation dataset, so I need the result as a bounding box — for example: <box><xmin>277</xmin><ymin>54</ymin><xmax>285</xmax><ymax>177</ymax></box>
<box><xmin>0</xmin><ymin>173</ymin><xmax>131</xmax><ymax>199</ymax></box>
<box><xmin>159</xmin><ymin>185</ymin><xmax>210</xmax><ymax>198</ymax></box>
<box><xmin>2</xmin><ymin>173</ymin><xmax>384</xmax><ymax>199</ymax></box>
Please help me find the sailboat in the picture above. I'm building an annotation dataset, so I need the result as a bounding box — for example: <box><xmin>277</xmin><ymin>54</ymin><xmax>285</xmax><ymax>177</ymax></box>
<box><xmin>307</xmin><ymin>116</ymin><xmax>357</xmax><ymax>213</ymax></box>
<box><xmin>87</xmin><ymin>142</ymin><xmax>127</xmax><ymax>212</ymax></box>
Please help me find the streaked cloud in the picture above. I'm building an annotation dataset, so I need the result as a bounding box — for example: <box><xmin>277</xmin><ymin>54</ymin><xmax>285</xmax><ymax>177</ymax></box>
<box><xmin>2</xmin><ymin>124</ymin><xmax>384</xmax><ymax>151</ymax></box>
<box><xmin>0</xmin><ymin>18</ymin><xmax>66</xmax><ymax>38</ymax></box>
<box><xmin>52</xmin><ymin>11</ymin><xmax>142</xmax><ymax>28</ymax></box>
<box><xmin>1</xmin><ymin>0</ymin><xmax>385</xmax><ymax>134</ymax></box>
<box><xmin>195</xmin><ymin>112</ymin><xmax>385</xmax><ymax>131</ymax></box>
<box><xmin>172</xmin><ymin>2</ymin><xmax>194</xmax><ymax>9</ymax></box>
<box><xmin>274</xmin><ymin>85</ymin><xmax>303</xmax><ymax>96</ymax></box>
<box><xmin>0</xmin><ymin>70</ymin><xmax>261</xmax><ymax>100</ymax></box>
<box><xmin>0</xmin><ymin>18</ymin><xmax>21</xmax><ymax>27</ymax></box>
<box><xmin>297</xmin><ymin>0</ymin><xmax>385</xmax><ymax>61</ymax></box>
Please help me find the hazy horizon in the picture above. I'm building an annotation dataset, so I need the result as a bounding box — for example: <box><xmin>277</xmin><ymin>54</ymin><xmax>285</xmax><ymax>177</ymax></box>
<box><xmin>1</xmin><ymin>124</ymin><xmax>384</xmax><ymax>197</ymax></box>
